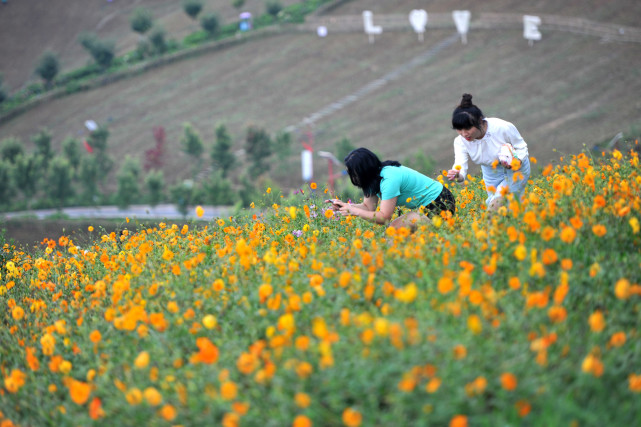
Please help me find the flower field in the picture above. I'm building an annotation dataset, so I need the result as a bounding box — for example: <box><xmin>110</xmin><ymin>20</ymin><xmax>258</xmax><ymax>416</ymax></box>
<box><xmin>1</xmin><ymin>147</ymin><xmax>640</xmax><ymax>426</ymax></box>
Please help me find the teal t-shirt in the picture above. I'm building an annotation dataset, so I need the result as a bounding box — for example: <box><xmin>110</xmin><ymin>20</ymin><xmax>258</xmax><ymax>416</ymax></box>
<box><xmin>379</xmin><ymin>165</ymin><xmax>443</xmax><ymax>209</ymax></box>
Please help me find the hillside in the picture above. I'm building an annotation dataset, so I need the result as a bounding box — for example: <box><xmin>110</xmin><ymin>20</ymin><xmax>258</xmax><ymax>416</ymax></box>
<box><xmin>1</xmin><ymin>0</ymin><xmax>641</xmax><ymax>193</ymax></box>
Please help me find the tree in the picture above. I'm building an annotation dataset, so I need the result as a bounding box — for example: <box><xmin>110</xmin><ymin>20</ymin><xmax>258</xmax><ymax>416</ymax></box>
<box><xmin>0</xmin><ymin>137</ymin><xmax>24</xmax><ymax>164</ymax></box>
<box><xmin>115</xmin><ymin>156</ymin><xmax>141</xmax><ymax>209</ymax></box>
<box><xmin>273</xmin><ymin>131</ymin><xmax>292</xmax><ymax>157</ymax></box>
<box><xmin>403</xmin><ymin>151</ymin><xmax>435</xmax><ymax>176</ymax></box>
<box><xmin>238</xmin><ymin>173</ymin><xmax>258</xmax><ymax>208</ymax></box>
<box><xmin>335</xmin><ymin>137</ymin><xmax>355</xmax><ymax>163</ymax></box>
<box><xmin>130</xmin><ymin>7</ymin><xmax>153</xmax><ymax>36</ymax></box>
<box><xmin>200</xmin><ymin>13</ymin><xmax>220</xmax><ymax>37</ymax></box>
<box><xmin>78</xmin><ymin>155</ymin><xmax>101</xmax><ymax>204</ymax></box>
<box><xmin>149</xmin><ymin>26</ymin><xmax>168</xmax><ymax>55</ymax></box>
<box><xmin>232</xmin><ymin>0</ymin><xmax>246</xmax><ymax>11</ymax></box>
<box><xmin>46</xmin><ymin>156</ymin><xmax>74</xmax><ymax>209</ymax></box>
<box><xmin>35</xmin><ymin>51</ymin><xmax>60</xmax><ymax>88</ymax></box>
<box><xmin>32</xmin><ymin>128</ymin><xmax>53</xmax><ymax>164</ymax></box>
<box><xmin>211</xmin><ymin>124</ymin><xmax>235</xmax><ymax>178</ymax></box>
<box><xmin>0</xmin><ymin>74</ymin><xmax>7</xmax><ymax>105</ymax></box>
<box><xmin>62</xmin><ymin>137</ymin><xmax>81</xmax><ymax>171</ymax></box>
<box><xmin>0</xmin><ymin>160</ymin><xmax>15</xmax><ymax>207</ymax></box>
<box><xmin>204</xmin><ymin>170</ymin><xmax>234</xmax><ymax>205</ymax></box>
<box><xmin>144</xmin><ymin>126</ymin><xmax>166</xmax><ymax>171</ymax></box>
<box><xmin>266</xmin><ymin>1</ymin><xmax>283</xmax><ymax>18</ymax></box>
<box><xmin>11</xmin><ymin>154</ymin><xmax>41</xmax><ymax>208</ymax></box>
<box><xmin>78</xmin><ymin>33</ymin><xmax>115</xmax><ymax>70</ymax></box>
<box><xmin>181</xmin><ymin>123</ymin><xmax>204</xmax><ymax>176</ymax></box>
<box><xmin>245</xmin><ymin>125</ymin><xmax>272</xmax><ymax>179</ymax></box>
<box><xmin>87</xmin><ymin>126</ymin><xmax>113</xmax><ymax>177</ymax></box>
<box><xmin>144</xmin><ymin>169</ymin><xmax>165</xmax><ymax>207</ymax></box>
<box><xmin>183</xmin><ymin>0</ymin><xmax>203</xmax><ymax>20</ymax></box>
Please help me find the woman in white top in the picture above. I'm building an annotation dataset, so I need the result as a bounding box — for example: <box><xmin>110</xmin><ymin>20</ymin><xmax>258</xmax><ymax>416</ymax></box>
<box><xmin>446</xmin><ymin>93</ymin><xmax>530</xmax><ymax>209</ymax></box>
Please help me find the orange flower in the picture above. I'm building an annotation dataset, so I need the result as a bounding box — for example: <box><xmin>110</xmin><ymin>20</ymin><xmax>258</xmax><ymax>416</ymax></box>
<box><xmin>293</xmin><ymin>415</ymin><xmax>312</xmax><ymax>427</ymax></box>
<box><xmin>89</xmin><ymin>397</ymin><xmax>105</xmax><ymax>419</ymax></box>
<box><xmin>324</xmin><ymin>209</ymin><xmax>334</xmax><ymax>219</ymax></box>
<box><xmin>11</xmin><ymin>306</ymin><xmax>24</xmax><ymax>321</ymax></box>
<box><xmin>438</xmin><ymin>276</ymin><xmax>454</xmax><ymax>294</ymax></box>
<box><xmin>194</xmin><ymin>337</ymin><xmax>219</xmax><ymax>364</ymax></box>
<box><xmin>449</xmin><ymin>415</ymin><xmax>468</xmax><ymax>427</ymax></box>
<box><xmin>515</xmin><ymin>399</ymin><xmax>531</xmax><ymax>417</ymax></box>
<box><xmin>609</xmin><ymin>332</ymin><xmax>626</xmax><ymax>347</ymax></box>
<box><xmin>453</xmin><ymin>344</ymin><xmax>467</xmax><ymax>360</ymax></box>
<box><xmin>25</xmin><ymin>347</ymin><xmax>40</xmax><ymax>371</ymax></box>
<box><xmin>508</xmin><ymin>277</ymin><xmax>521</xmax><ymax>290</ymax></box>
<box><xmin>69</xmin><ymin>379</ymin><xmax>92</xmax><ymax>405</ymax></box>
<box><xmin>629</xmin><ymin>374</ymin><xmax>641</xmax><ymax>392</ymax></box>
<box><xmin>614</xmin><ymin>278</ymin><xmax>630</xmax><ymax>299</ymax></box>
<box><xmin>159</xmin><ymin>404</ymin><xmax>177</xmax><ymax>421</ymax></box>
<box><xmin>582</xmin><ymin>354</ymin><xmax>604</xmax><ymax>377</ymax></box>
<box><xmin>342</xmin><ymin>407</ymin><xmax>362</xmax><ymax>427</ymax></box>
<box><xmin>3</xmin><ymin>369</ymin><xmax>26</xmax><ymax>393</ymax></box>
<box><xmin>295</xmin><ymin>392</ymin><xmax>311</xmax><ymax>408</ymax></box>
<box><xmin>592</xmin><ymin>224</ymin><xmax>607</xmax><ymax>237</ymax></box>
<box><xmin>500</xmin><ymin>372</ymin><xmax>517</xmax><ymax>391</ymax></box>
<box><xmin>541</xmin><ymin>248</ymin><xmax>558</xmax><ymax>265</ymax></box>
<box><xmin>548</xmin><ymin>306</ymin><xmax>567</xmax><ymax>323</ymax></box>
<box><xmin>560</xmin><ymin>226</ymin><xmax>576</xmax><ymax>243</ymax></box>
<box><xmin>588</xmin><ymin>311</ymin><xmax>606</xmax><ymax>332</ymax></box>
<box><xmin>221</xmin><ymin>381</ymin><xmax>238</xmax><ymax>400</ymax></box>
<box><xmin>89</xmin><ymin>330</ymin><xmax>102</xmax><ymax>344</ymax></box>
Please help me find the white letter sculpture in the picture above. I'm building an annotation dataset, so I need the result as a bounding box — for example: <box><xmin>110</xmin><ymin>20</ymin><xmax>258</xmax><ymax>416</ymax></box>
<box><xmin>363</xmin><ymin>11</ymin><xmax>382</xmax><ymax>44</ymax></box>
<box><xmin>301</xmin><ymin>149</ymin><xmax>313</xmax><ymax>182</ymax></box>
<box><xmin>409</xmin><ymin>9</ymin><xmax>428</xmax><ymax>42</ymax></box>
<box><xmin>523</xmin><ymin>15</ymin><xmax>542</xmax><ymax>46</ymax></box>
<box><xmin>452</xmin><ymin>10</ymin><xmax>471</xmax><ymax>44</ymax></box>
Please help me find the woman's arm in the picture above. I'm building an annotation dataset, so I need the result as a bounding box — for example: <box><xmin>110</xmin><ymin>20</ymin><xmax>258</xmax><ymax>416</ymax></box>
<box><xmin>447</xmin><ymin>138</ymin><xmax>469</xmax><ymax>182</ymax></box>
<box><xmin>338</xmin><ymin>196</ymin><xmax>397</xmax><ymax>225</ymax></box>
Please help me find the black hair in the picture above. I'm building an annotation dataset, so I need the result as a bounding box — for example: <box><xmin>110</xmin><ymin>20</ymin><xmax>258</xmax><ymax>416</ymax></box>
<box><xmin>451</xmin><ymin>93</ymin><xmax>485</xmax><ymax>130</ymax></box>
<box><xmin>344</xmin><ymin>148</ymin><xmax>400</xmax><ymax>197</ymax></box>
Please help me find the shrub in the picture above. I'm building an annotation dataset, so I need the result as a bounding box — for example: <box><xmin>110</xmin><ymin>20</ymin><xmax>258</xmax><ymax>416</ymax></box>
<box><xmin>144</xmin><ymin>169</ymin><xmax>165</xmax><ymax>207</ymax></box>
<box><xmin>46</xmin><ymin>156</ymin><xmax>74</xmax><ymax>209</ymax></box>
<box><xmin>200</xmin><ymin>13</ymin><xmax>221</xmax><ymax>37</ymax></box>
<box><xmin>211</xmin><ymin>124</ymin><xmax>235</xmax><ymax>178</ymax></box>
<box><xmin>266</xmin><ymin>1</ymin><xmax>283</xmax><ymax>18</ymax></box>
<box><xmin>32</xmin><ymin>128</ymin><xmax>53</xmax><ymax>164</ymax></box>
<box><xmin>232</xmin><ymin>0</ymin><xmax>245</xmax><ymax>10</ymax></box>
<box><xmin>0</xmin><ymin>137</ymin><xmax>24</xmax><ymax>164</ymax></box>
<box><xmin>78</xmin><ymin>33</ymin><xmax>116</xmax><ymax>70</ymax></box>
<box><xmin>182</xmin><ymin>0</ymin><xmax>203</xmax><ymax>20</ymax></box>
<box><xmin>11</xmin><ymin>154</ymin><xmax>41</xmax><ymax>207</ymax></box>
<box><xmin>130</xmin><ymin>7</ymin><xmax>153</xmax><ymax>35</ymax></box>
<box><xmin>61</xmin><ymin>137</ymin><xmax>81</xmax><ymax>171</ymax></box>
<box><xmin>335</xmin><ymin>137</ymin><xmax>355</xmax><ymax>163</ymax></box>
<box><xmin>35</xmin><ymin>51</ymin><xmax>60</xmax><ymax>88</ymax></box>
<box><xmin>245</xmin><ymin>125</ymin><xmax>272</xmax><ymax>179</ymax></box>
<box><xmin>149</xmin><ymin>26</ymin><xmax>169</xmax><ymax>55</ymax></box>
<box><xmin>203</xmin><ymin>170</ymin><xmax>234</xmax><ymax>205</ymax></box>
<box><xmin>0</xmin><ymin>159</ymin><xmax>14</xmax><ymax>207</ymax></box>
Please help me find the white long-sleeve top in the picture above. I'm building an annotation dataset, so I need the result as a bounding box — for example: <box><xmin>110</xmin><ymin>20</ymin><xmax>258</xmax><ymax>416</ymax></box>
<box><xmin>452</xmin><ymin>117</ymin><xmax>529</xmax><ymax>178</ymax></box>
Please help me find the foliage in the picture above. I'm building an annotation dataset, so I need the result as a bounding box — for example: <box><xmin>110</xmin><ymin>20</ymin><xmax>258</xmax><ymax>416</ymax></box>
<box><xmin>203</xmin><ymin>170</ymin><xmax>234</xmax><ymax>205</ymax></box>
<box><xmin>31</xmin><ymin>128</ymin><xmax>53</xmax><ymax>164</ymax></box>
<box><xmin>115</xmin><ymin>156</ymin><xmax>141</xmax><ymax>209</ymax></box>
<box><xmin>87</xmin><ymin>127</ymin><xmax>113</xmax><ymax>179</ymax></box>
<box><xmin>170</xmin><ymin>179</ymin><xmax>198</xmax><ymax>216</ymax></box>
<box><xmin>78</xmin><ymin>33</ymin><xmax>116</xmax><ymax>70</ymax></box>
<box><xmin>335</xmin><ymin>137</ymin><xmax>355</xmax><ymax>164</ymax></box>
<box><xmin>11</xmin><ymin>154</ymin><xmax>41</xmax><ymax>207</ymax></box>
<box><xmin>148</xmin><ymin>26</ymin><xmax>169</xmax><ymax>56</ymax></box>
<box><xmin>35</xmin><ymin>51</ymin><xmax>60</xmax><ymax>87</ymax></box>
<box><xmin>266</xmin><ymin>1</ymin><xmax>283</xmax><ymax>18</ymax></box>
<box><xmin>130</xmin><ymin>7</ymin><xmax>154</xmax><ymax>35</ymax></box>
<box><xmin>144</xmin><ymin>169</ymin><xmax>165</xmax><ymax>208</ymax></box>
<box><xmin>144</xmin><ymin>126</ymin><xmax>166</xmax><ymax>172</ymax></box>
<box><xmin>62</xmin><ymin>137</ymin><xmax>82</xmax><ymax>171</ymax></box>
<box><xmin>45</xmin><ymin>156</ymin><xmax>74</xmax><ymax>209</ymax></box>
<box><xmin>183</xmin><ymin>0</ymin><xmax>203</xmax><ymax>20</ymax></box>
<box><xmin>1</xmin><ymin>149</ymin><xmax>640</xmax><ymax>426</ymax></box>
<box><xmin>181</xmin><ymin>123</ymin><xmax>205</xmax><ymax>177</ymax></box>
<box><xmin>200</xmin><ymin>13</ymin><xmax>221</xmax><ymax>37</ymax></box>
<box><xmin>0</xmin><ymin>159</ymin><xmax>14</xmax><ymax>205</ymax></box>
<box><xmin>273</xmin><ymin>131</ymin><xmax>293</xmax><ymax>158</ymax></box>
<box><xmin>0</xmin><ymin>74</ymin><xmax>6</xmax><ymax>105</ymax></box>
<box><xmin>78</xmin><ymin>155</ymin><xmax>101</xmax><ymax>204</ymax></box>
<box><xmin>403</xmin><ymin>151</ymin><xmax>436</xmax><ymax>176</ymax></box>
<box><xmin>232</xmin><ymin>0</ymin><xmax>245</xmax><ymax>10</ymax></box>
<box><xmin>211</xmin><ymin>124</ymin><xmax>235</xmax><ymax>178</ymax></box>
<box><xmin>245</xmin><ymin>125</ymin><xmax>272</xmax><ymax>179</ymax></box>
<box><xmin>0</xmin><ymin>137</ymin><xmax>24</xmax><ymax>164</ymax></box>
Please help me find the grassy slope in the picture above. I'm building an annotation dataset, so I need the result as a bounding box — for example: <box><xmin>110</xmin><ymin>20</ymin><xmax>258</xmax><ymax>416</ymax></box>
<box><xmin>0</xmin><ymin>0</ymin><xmax>640</xmax><ymax>192</ymax></box>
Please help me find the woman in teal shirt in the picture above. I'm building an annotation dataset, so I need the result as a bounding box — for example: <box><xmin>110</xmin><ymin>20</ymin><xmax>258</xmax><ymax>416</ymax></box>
<box><xmin>327</xmin><ymin>148</ymin><xmax>455</xmax><ymax>226</ymax></box>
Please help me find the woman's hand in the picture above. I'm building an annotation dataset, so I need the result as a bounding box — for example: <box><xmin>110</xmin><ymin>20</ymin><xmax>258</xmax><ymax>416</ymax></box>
<box><xmin>324</xmin><ymin>199</ymin><xmax>344</xmax><ymax>211</ymax></box>
<box><xmin>447</xmin><ymin>169</ymin><xmax>463</xmax><ymax>182</ymax></box>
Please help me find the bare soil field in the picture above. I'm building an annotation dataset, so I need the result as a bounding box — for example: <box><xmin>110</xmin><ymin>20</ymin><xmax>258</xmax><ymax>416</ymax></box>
<box><xmin>1</xmin><ymin>0</ymin><xmax>640</xmax><ymax>194</ymax></box>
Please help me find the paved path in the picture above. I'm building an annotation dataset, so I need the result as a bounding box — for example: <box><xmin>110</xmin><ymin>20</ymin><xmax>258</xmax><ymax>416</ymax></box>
<box><xmin>1</xmin><ymin>204</ymin><xmax>231</xmax><ymax>221</ymax></box>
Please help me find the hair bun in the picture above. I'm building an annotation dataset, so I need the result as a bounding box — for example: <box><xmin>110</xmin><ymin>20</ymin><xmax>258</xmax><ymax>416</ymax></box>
<box><xmin>459</xmin><ymin>93</ymin><xmax>473</xmax><ymax>108</ymax></box>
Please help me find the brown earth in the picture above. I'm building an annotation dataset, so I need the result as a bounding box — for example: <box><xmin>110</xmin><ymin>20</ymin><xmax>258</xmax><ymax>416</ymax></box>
<box><xmin>1</xmin><ymin>0</ymin><xmax>640</xmax><ymax>196</ymax></box>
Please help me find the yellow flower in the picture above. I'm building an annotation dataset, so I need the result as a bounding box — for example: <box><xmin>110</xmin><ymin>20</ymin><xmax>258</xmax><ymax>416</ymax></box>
<box><xmin>143</xmin><ymin>387</ymin><xmax>163</xmax><ymax>406</ymax></box>
<box><xmin>195</xmin><ymin>205</ymin><xmax>204</xmax><ymax>218</ymax></box>
<box><xmin>513</xmin><ymin>245</ymin><xmax>527</xmax><ymax>261</ymax></box>
<box><xmin>588</xmin><ymin>310</ymin><xmax>605</xmax><ymax>332</ymax></box>
<box><xmin>203</xmin><ymin>315</ymin><xmax>217</xmax><ymax>329</ymax></box>
<box><xmin>266</xmin><ymin>187</ymin><xmax>272</xmax><ymax>194</ymax></box>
